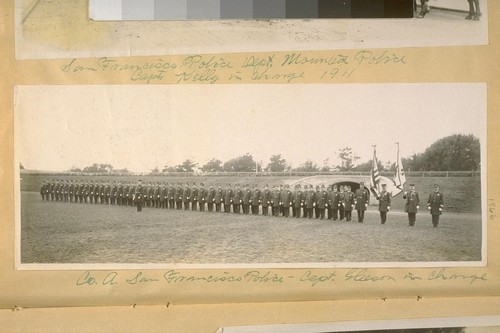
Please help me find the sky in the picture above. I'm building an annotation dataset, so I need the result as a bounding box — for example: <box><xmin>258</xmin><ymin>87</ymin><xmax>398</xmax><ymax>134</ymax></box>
<box><xmin>15</xmin><ymin>83</ymin><xmax>486</xmax><ymax>173</ymax></box>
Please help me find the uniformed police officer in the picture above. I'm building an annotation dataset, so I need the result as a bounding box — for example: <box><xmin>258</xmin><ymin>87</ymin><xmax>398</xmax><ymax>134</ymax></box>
<box><xmin>304</xmin><ymin>185</ymin><xmax>316</xmax><ymax>219</ymax></box>
<box><xmin>330</xmin><ymin>185</ymin><xmax>342</xmax><ymax>221</ymax></box>
<box><xmin>355</xmin><ymin>181</ymin><xmax>370</xmax><ymax>223</ymax></box>
<box><xmin>282</xmin><ymin>184</ymin><xmax>292</xmax><ymax>217</ymax></box>
<box><xmin>68</xmin><ymin>180</ymin><xmax>74</xmax><ymax>202</ymax></box>
<box><xmin>250</xmin><ymin>185</ymin><xmax>261</xmax><ymax>215</ymax></box>
<box><xmin>182</xmin><ymin>183</ymin><xmax>191</xmax><ymax>211</ymax></box>
<box><xmin>271</xmin><ymin>185</ymin><xmax>281</xmax><ymax>217</ymax></box>
<box><xmin>233</xmin><ymin>183</ymin><xmax>243</xmax><ymax>214</ymax></box>
<box><xmin>199</xmin><ymin>183</ymin><xmax>207</xmax><ymax>211</ymax></box>
<box><xmin>160</xmin><ymin>182</ymin><xmax>168</xmax><ymax>209</ymax></box>
<box><xmin>191</xmin><ymin>183</ymin><xmax>199</xmax><ymax>211</ymax></box>
<box><xmin>403</xmin><ymin>184</ymin><xmax>420</xmax><ymax>226</ymax></box>
<box><xmin>168</xmin><ymin>182</ymin><xmax>176</xmax><ymax>209</ymax></box>
<box><xmin>40</xmin><ymin>181</ymin><xmax>47</xmax><ymax>201</ymax></box>
<box><xmin>175</xmin><ymin>183</ymin><xmax>183</xmax><ymax>210</ymax></box>
<box><xmin>292</xmin><ymin>184</ymin><xmax>303</xmax><ymax>218</ymax></box>
<box><xmin>207</xmin><ymin>184</ymin><xmax>216</xmax><ymax>212</ymax></box>
<box><xmin>239</xmin><ymin>184</ymin><xmax>249</xmax><ymax>214</ymax></box>
<box><xmin>223</xmin><ymin>183</ymin><xmax>233</xmax><ymax>213</ymax></box>
<box><xmin>260</xmin><ymin>184</ymin><xmax>271</xmax><ymax>216</ymax></box>
<box><xmin>427</xmin><ymin>184</ymin><xmax>444</xmax><ymax>227</ymax></box>
<box><xmin>377</xmin><ymin>183</ymin><xmax>391</xmax><ymax>224</ymax></box>
<box><xmin>135</xmin><ymin>180</ymin><xmax>145</xmax><ymax>212</ymax></box>
<box><xmin>342</xmin><ymin>185</ymin><xmax>355</xmax><ymax>222</ymax></box>
<box><xmin>214</xmin><ymin>184</ymin><xmax>224</xmax><ymax>213</ymax></box>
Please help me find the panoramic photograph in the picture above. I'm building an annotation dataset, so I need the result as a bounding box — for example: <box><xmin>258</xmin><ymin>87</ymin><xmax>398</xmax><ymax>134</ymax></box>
<box><xmin>15</xmin><ymin>83</ymin><xmax>486</xmax><ymax>267</ymax></box>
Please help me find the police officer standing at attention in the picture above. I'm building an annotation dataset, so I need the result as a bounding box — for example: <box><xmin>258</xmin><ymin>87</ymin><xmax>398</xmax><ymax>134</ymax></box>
<box><xmin>292</xmin><ymin>184</ymin><xmax>303</xmax><ymax>218</ymax></box>
<box><xmin>316</xmin><ymin>185</ymin><xmax>328</xmax><ymax>220</ymax></box>
<box><xmin>175</xmin><ymin>183</ymin><xmax>183</xmax><ymax>210</ymax></box>
<box><xmin>168</xmin><ymin>182</ymin><xmax>176</xmax><ymax>209</ymax></box>
<box><xmin>261</xmin><ymin>184</ymin><xmax>271</xmax><ymax>216</ymax></box>
<box><xmin>207</xmin><ymin>184</ymin><xmax>216</xmax><ymax>212</ymax></box>
<box><xmin>40</xmin><ymin>181</ymin><xmax>47</xmax><ymax>201</ymax></box>
<box><xmin>342</xmin><ymin>185</ymin><xmax>355</xmax><ymax>222</ymax></box>
<box><xmin>242</xmin><ymin>184</ymin><xmax>251</xmax><ymax>215</ymax></box>
<box><xmin>331</xmin><ymin>185</ymin><xmax>341</xmax><ymax>221</ymax></box>
<box><xmin>427</xmin><ymin>184</ymin><xmax>444</xmax><ymax>227</ymax></box>
<box><xmin>251</xmin><ymin>184</ymin><xmax>261</xmax><ymax>215</ymax></box>
<box><xmin>338</xmin><ymin>185</ymin><xmax>345</xmax><ymax>221</ymax></box>
<box><xmin>191</xmin><ymin>183</ymin><xmax>199</xmax><ymax>211</ymax></box>
<box><xmin>305</xmin><ymin>185</ymin><xmax>316</xmax><ymax>219</ymax></box>
<box><xmin>199</xmin><ymin>183</ymin><xmax>207</xmax><ymax>211</ymax></box>
<box><xmin>282</xmin><ymin>184</ymin><xmax>292</xmax><ymax>217</ymax></box>
<box><xmin>182</xmin><ymin>183</ymin><xmax>191</xmax><ymax>211</ymax></box>
<box><xmin>135</xmin><ymin>180</ymin><xmax>145</xmax><ymax>212</ymax></box>
<box><xmin>215</xmin><ymin>184</ymin><xmax>224</xmax><ymax>213</ymax></box>
<box><xmin>377</xmin><ymin>183</ymin><xmax>391</xmax><ymax>224</ymax></box>
<box><xmin>233</xmin><ymin>183</ymin><xmax>243</xmax><ymax>214</ymax></box>
<box><xmin>355</xmin><ymin>181</ymin><xmax>370</xmax><ymax>223</ymax></box>
<box><xmin>223</xmin><ymin>183</ymin><xmax>233</xmax><ymax>213</ymax></box>
<box><xmin>403</xmin><ymin>184</ymin><xmax>420</xmax><ymax>226</ymax></box>
<box><xmin>271</xmin><ymin>185</ymin><xmax>281</xmax><ymax>217</ymax></box>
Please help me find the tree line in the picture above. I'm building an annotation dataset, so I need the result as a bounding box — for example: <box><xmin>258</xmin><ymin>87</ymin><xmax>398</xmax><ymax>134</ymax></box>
<box><xmin>62</xmin><ymin>134</ymin><xmax>480</xmax><ymax>174</ymax></box>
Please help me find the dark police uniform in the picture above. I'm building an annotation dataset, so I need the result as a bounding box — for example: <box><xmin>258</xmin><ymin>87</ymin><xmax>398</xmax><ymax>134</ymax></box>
<box><xmin>403</xmin><ymin>186</ymin><xmax>420</xmax><ymax>226</ymax></box>
<box><xmin>354</xmin><ymin>185</ymin><xmax>370</xmax><ymax>223</ymax></box>
<box><xmin>135</xmin><ymin>182</ymin><xmax>145</xmax><ymax>212</ymax></box>
<box><xmin>342</xmin><ymin>188</ymin><xmax>355</xmax><ymax>222</ymax></box>
<box><xmin>377</xmin><ymin>185</ymin><xmax>391</xmax><ymax>224</ymax></box>
<box><xmin>427</xmin><ymin>186</ymin><xmax>444</xmax><ymax>227</ymax></box>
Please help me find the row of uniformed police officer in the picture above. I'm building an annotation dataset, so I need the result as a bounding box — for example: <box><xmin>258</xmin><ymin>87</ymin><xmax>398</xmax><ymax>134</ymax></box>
<box><xmin>39</xmin><ymin>179</ymin><xmax>443</xmax><ymax>226</ymax></box>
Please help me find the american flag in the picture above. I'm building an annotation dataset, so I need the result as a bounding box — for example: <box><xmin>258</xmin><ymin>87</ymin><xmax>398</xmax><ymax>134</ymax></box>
<box><xmin>370</xmin><ymin>146</ymin><xmax>380</xmax><ymax>197</ymax></box>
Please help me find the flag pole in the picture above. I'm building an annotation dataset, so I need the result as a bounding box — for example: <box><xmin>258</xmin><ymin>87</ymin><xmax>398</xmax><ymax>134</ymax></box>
<box><xmin>395</xmin><ymin>142</ymin><xmax>406</xmax><ymax>193</ymax></box>
<box><xmin>370</xmin><ymin>145</ymin><xmax>379</xmax><ymax>197</ymax></box>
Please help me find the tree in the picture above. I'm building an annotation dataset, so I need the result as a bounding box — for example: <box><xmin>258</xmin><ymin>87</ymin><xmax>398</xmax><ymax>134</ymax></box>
<box><xmin>223</xmin><ymin>153</ymin><xmax>256</xmax><ymax>172</ymax></box>
<box><xmin>201</xmin><ymin>158</ymin><xmax>224</xmax><ymax>172</ymax></box>
<box><xmin>402</xmin><ymin>134</ymin><xmax>480</xmax><ymax>171</ymax></box>
<box><xmin>19</xmin><ymin>162</ymin><xmax>25</xmax><ymax>169</ymax></box>
<box><xmin>292</xmin><ymin>160</ymin><xmax>319</xmax><ymax>172</ymax></box>
<box><xmin>162</xmin><ymin>165</ymin><xmax>177</xmax><ymax>172</ymax></box>
<box><xmin>151</xmin><ymin>166</ymin><xmax>159</xmax><ymax>173</ymax></box>
<box><xmin>81</xmin><ymin>163</ymin><xmax>113</xmax><ymax>173</ymax></box>
<box><xmin>352</xmin><ymin>159</ymin><xmax>384</xmax><ymax>172</ymax></box>
<box><xmin>337</xmin><ymin>147</ymin><xmax>360</xmax><ymax>171</ymax></box>
<box><xmin>421</xmin><ymin>134</ymin><xmax>480</xmax><ymax>171</ymax></box>
<box><xmin>176</xmin><ymin>159</ymin><xmax>198</xmax><ymax>172</ymax></box>
<box><xmin>320</xmin><ymin>158</ymin><xmax>331</xmax><ymax>172</ymax></box>
<box><xmin>265</xmin><ymin>154</ymin><xmax>289</xmax><ymax>172</ymax></box>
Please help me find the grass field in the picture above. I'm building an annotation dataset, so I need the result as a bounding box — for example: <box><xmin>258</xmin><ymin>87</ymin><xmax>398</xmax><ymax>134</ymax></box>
<box><xmin>20</xmin><ymin>192</ymin><xmax>482</xmax><ymax>264</ymax></box>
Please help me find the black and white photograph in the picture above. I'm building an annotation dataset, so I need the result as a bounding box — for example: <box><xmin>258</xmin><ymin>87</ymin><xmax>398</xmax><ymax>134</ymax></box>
<box><xmin>15</xmin><ymin>83</ymin><xmax>486</xmax><ymax>268</ymax></box>
<box><xmin>217</xmin><ymin>315</ymin><xmax>500</xmax><ymax>333</ymax></box>
<box><xmin>16</xmin><ymin>0</ymin><xmax>488</xmax><ymax>60</ymax></box>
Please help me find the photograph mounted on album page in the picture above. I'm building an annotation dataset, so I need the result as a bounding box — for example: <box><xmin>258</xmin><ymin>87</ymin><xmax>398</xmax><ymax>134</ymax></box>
<box><xmin>15</xmin><ymin>0</ymin><xmax>488</xmax><ymax>60</ymax></box>
<box><xmin>1</xmin><ymin>0</ymin><xmax>499</xmax><ymax>309</ymax></box>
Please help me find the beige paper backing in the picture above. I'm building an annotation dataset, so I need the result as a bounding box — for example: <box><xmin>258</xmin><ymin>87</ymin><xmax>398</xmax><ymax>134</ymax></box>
<box><xmin>1</xmin><ymin>0</ymin><xmax>500</xmax><ymax>331</ymax></box>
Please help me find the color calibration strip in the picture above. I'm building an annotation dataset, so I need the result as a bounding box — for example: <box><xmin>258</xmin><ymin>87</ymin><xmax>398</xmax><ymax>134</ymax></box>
<box><xmin>107</xmin><ymin>0</ymin><xmax>414</xmax><ymax>20</ymax></box>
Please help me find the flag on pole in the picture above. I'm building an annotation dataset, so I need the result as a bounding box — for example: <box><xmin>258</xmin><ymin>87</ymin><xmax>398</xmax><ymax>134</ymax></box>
<box><xmin>392</xmin><ymin>142</ymin><xmax>407</xmax><ymax>197</ymax></box>
<box><xmin>370</xmin><ymin>146</ymin><xmax>380</xmax><ymax>197</ymax></box>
